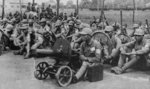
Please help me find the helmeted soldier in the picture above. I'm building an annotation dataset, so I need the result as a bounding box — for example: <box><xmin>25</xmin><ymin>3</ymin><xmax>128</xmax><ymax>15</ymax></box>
<box><xmin>30</xmin><ymin>18</ymin><xmax>48</xmax><ymax>50</ymax></box>
<box><xmin>46</xmin><ymin>5</ymin><xmax>53</xmax><ymax>14</ymax></box>
<box><xmin>129</xmin><ymin>24</ymin><xmax>139</xmax><ymax>37</ymax></box>
<box><xmin>24</xmin><ymin>19</ymin><xmax>35</xmax><ymax>59</ymax></box>
<box><xmin>103</xmin><ymin>26</ymin><xmax>131</xmax><ymax>66</ymax></box>
<box><xmin>66</xmin><ymin>21</ymin><xmax>75</xmax><ymax>37</ymax></box>
<box><xmin>72</xmin><ymin>28</ymin><xmax>102</xmax><ymax>82</ymax></box>
<box><xmin>27</xmin><ymin>2</ymin><xmax>32</xmax><ymax>12</ymax></box>
<box><xmin>63</xmin><ymin>13</ymin><xmax>68</xmax><ymax>20</ymax></box>
<box><xmin>111</xmin><ymin>28</ymin><xmax>150</xmax><ymax>74</ymax></box>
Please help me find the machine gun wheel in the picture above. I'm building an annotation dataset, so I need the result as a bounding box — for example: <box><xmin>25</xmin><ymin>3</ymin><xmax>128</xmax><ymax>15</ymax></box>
<box><xmin>56</xmin><ymin>66</ymin><xmax>73</xmax><ymax>87</ymax></box>
<box><xmin>34</xmin><ymin>62</ymin><xmax>49</xmax><ymax>80</ymax></box>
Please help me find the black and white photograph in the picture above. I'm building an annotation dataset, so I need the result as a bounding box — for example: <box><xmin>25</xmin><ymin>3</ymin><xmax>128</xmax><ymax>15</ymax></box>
<box><xmin>0</xmin><ymin>0</ymin><xmax>150</xmax><ymax>89</ymax></box>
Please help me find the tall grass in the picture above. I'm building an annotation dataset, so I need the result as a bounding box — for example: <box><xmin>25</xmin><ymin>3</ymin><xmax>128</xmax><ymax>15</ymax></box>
<box><xmin>61</xmin><ymin>9</ymin><xmax>150</xmax><ymax>27</ymax></box>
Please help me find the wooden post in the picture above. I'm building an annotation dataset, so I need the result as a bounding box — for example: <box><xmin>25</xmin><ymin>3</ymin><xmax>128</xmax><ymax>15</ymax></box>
<box><xmin>146</xmin><ymin>19</ymin><xmax>150</xmax><ymax>34</ymax></box>
<box><xmin>101</xmin><ymin>0</ymin><xmax>105</xmax><ymax>29</ymax></box>
<box><xmin>100</xmin><ymin>0</ymin><xmax>104</xmax><ymax>22</ymax></box>
<box><xmin>19</xmin><ymin>0</ymin><xmax>23</xmax><ymax>20</ymax></box>
<box><xmin>133</xmin><ymin>0</ymin><xmax>135</xmax><ymax>24</ymax></box>
<box><xmin>33</xmin><ymin>0</ymin><xmax>35</xmax><ymax>5</ymax></box>
<box><xmin>2</xmin><ymin>0</ymin><xmax>5</xmax><ymax>19</ymax></box>
<box><xmin>76</xmin><ymin>0</ymin><xmax>79</xmax><ymax>15</ymax></box>
<box><xmin>120</xmin><ymin>8</ymin><xmax>123</xmax><ymax>30</ymax></box>
<box><xmin>56</xmin><ymin>0</ymin><xmax>60</xmax><ymax>17</ymax></box>
<box><xmin>97</xmin><ymin>0</ymin><xmax>100</xmax><ymax>11</ymax></box>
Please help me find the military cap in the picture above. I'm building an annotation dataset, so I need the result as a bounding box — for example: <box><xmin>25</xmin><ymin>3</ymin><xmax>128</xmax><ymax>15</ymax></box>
<box><xmin>40</xmin><ymin>18</ymin><xmax>46</xmax><ymax>23</ymax></box>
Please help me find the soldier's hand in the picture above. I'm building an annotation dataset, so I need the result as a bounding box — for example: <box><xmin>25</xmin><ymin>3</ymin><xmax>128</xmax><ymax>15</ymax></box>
<box><xmin>122</xmin><ymin>52</ymin><xmax>131</xmax><ymax>56</ymax></box>
<box><xmin>105</xmin><ymin>56</ymin><xmax>111</xmax><ymax>60</ymax></box>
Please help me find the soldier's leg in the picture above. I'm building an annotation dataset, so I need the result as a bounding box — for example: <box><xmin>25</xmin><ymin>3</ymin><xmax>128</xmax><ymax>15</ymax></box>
<box><xmin>111</xmin><ymin>49</ymin><xmax>120</xmax><ymax>58</ymax></box>
<box><xmin>31</xmin><ymin>37</ymin><xmax>43</xmax><ymax>50</ymax></box>
<box><xmin>24</xmin><ymin>42</ymin><xmax>30</xmax><ymax>59</ymax></box>
<box><xmin>111</xmin><ymin>53</ymin><xmax>127</xmax><ymax>74</ymax></box>
<box><xmin>118</xmin><ymin>46</ymin><xmax>132</xmax><ymax>67</ymax></box>
<box><xmin>118</xmin><ymin>54</ymin><xmax>127</xmax><ymax>68</ymax></box>
<box><xmin>122</xmin><ymin>55</ymin><xmax>140</xmax><ymax>71</ymax></box>
<box><xmin>110</xmin><ymin>48</ymin><xmax>120</xmax><ymax>66</ymax></box>
<box><xmin>75</xmin><ymin>61</ymin><xmax>89</xmax><ymax>80</ymax></box>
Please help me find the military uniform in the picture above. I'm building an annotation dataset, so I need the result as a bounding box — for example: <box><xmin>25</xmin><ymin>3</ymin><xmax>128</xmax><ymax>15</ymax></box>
<box><xmin>74</xmin><ymin>28</ymin><xmax>102</xmax><ymax>81</ymax></box>
<box><xmin>103</xmin><ymin>26</ymin><xmax>131</xmax><ymax>66</ymax></box>
<box><xmin>112</xmin><ymin>28</ymin><xmax>150</xmax><ymax>74</ymax></box>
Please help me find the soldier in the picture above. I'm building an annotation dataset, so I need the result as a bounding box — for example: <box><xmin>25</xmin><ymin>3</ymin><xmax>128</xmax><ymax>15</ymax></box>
<box><xmin>24</xmin><ymin>19</ymin><xmax>35</xmax><ymax>59</ymax></box>
<box><xmin>104</xmin><ymin>26</ymin><xmax>130</xmax><ymax>66</ymax></box>
<box><xmin>32</xmin><ymin>4</ymin><xmax>36</xmax><ymax>12</ymax></box>
<box><xmin>111</xmin><ymin>28</ymin><xmax>150</xmax><ymax>74</ymax></box>
<box><xmin>66</xmin><ymin>21</ymin><xmax>75</xmax><ymax>37</ymax></box>
<box><xmin>31</xmin><ymin>18</ymin><xmax>51</xmax><ymax>50</ymax></box>
<box><xmin>40</xmin><ymin>10</ymin><xmax>46</xmax><ymax>20</ymax></box>
<box><xmin>14</xmin><ymin>26</ymin><xmax>28</xmax><ymax>55</ymax></box>
<box><xmin>46</xmin><ymin>5</ymin><xmax>52</xmax><ymax>13</ymax></box>
<box><xmin>27</xmin><ymin>2</ymin><xmax>31</xmax><ymax>12</ymax></box>
<box><xmin>63</xmin><ymin>13</ymin><xmax>68</xmax><ymax>20</ymax></box>
<box><xmin>2</xmin><ymin>18</ymin><xmax>8</xmax><ymax>29</ymax></box>
<box><xmin>38</xmin><ymin>18</ymin><xmax>49</xmax><ymax>33</ymax></box>
<box><xmin>129</xmin><ymin>24</ymin><xmax>139</xmax><ymax>37</ymax></box>
<box><xmin>72</xmin><ymin>28</ymin><xmax>102</xmax><ymax>82</ymax></box>
<box><xmin>90</xmin><ymin>21</ymin><xmax>98</xmax><ymax>32</ymax></box>
<box><xmin>54</xmin><ymin>20</ymin><xmax>62</xmax><ymax>35</ymax></box>
<box><xmin>4</xmin><ymin>24</ymin><xmax>14</xmax><ymax>38</ymax></box>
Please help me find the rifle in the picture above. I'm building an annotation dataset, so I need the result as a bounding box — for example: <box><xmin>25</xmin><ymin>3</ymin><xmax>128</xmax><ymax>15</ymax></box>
<box><xmin>146</xmin><ymin>19</ymin><xmax>150</xmax><ymax>34</ymax></box>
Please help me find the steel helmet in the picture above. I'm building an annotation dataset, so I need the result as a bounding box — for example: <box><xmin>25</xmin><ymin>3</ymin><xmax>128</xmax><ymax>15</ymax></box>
<box><xmin>79</xmin><ymin>28</ymin><xmax>93</xmax><ymax>36</ymax></box>
<box><xmin>134</xmin><ymin>28</ymin><xmax>144</xmax><ymax>36</ymax></box>
<box><xmin>105</xmin><ymin>26</ymin><xmax>114</xmax><ymax>32</ymax></box>
<box><xmin>79</xmin><ymin>23</ymin><xmax>90</xmax><ymax>29</ymax></box>
<box><xmin>5</xmin><ymin>24</ymin><xmax>13</xmax><ymax>31</ymax></box>
<box><xmin>68</xmin><ymin>21</ymin><xmax>74</xmax><ymax>26</ymax></box>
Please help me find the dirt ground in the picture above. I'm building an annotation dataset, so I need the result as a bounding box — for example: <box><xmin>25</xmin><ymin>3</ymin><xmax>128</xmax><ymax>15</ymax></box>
<box><xmin>0</xmin><ymin>52</ymin><xmax>150</xmax><ymax>89</ymax></box>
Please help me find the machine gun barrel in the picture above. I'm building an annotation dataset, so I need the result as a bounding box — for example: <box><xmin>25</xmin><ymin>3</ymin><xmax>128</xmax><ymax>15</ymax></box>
<box><xmin>35</xmin><ymin>49</ymin><xmax>54</xmax><ymax>55</ymax></box>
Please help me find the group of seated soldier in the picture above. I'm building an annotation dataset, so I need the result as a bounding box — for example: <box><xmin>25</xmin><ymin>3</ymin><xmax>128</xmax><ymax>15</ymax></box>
<box><xmin>1</xmin><ymin>10</ymin><xmax>150</xmax><ymax>83</ymax></box>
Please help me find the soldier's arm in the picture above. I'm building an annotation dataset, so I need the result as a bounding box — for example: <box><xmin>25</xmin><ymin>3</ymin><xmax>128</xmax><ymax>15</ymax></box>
<box><xmin>123</xmin><ymin>40</ymin><xmax>135</xmax><ymax>48</ymax></box>
<box><xmin>79</xmin><ymin>43</ymin><xmax>88</xmax><ymax>61</ymax></box>
<box><xmin>74</xmin><ymin>37</ymin><xmax>82</xmax><ymax>43</ymax></box>
<box><xmin>115</xmin><ymin>36</ymin><xmax>122</xmax><ymax>49</ymax></box>
<box><xmin>135</xmin><ymin>43</ymin><xmax>150</xmax><ymax>55</ymax></box>
<box><xmin>17</xmin><ymin>32</ymin><xmax>24</xmax><ymax>39</ymax></box>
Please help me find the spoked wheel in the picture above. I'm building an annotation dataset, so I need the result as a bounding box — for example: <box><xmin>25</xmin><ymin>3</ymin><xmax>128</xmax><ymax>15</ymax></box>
<box><xmin>56</xmin><ymin>66</ymin><xmax>73</xmax><ymax>87</ymax></box>
<box><xmin>34</xmin><ymin>62</ymin><xmax>49</xmax><ymax>80</ymax></box>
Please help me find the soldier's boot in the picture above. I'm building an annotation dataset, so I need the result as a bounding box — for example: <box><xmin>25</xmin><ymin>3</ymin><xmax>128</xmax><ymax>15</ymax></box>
<box><xmin>24</xmin><ymin>52</ymin><xmax>30</xmax><ymax>59</ymax></box>
<box><xmin>115</xmin><ymin>55</ymin><xmax>139</xmax><ymax>74</ymax></box>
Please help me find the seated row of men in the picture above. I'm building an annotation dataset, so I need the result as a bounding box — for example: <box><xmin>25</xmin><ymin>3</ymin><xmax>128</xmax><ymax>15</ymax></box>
<box><xmin>0</xmin><ymin>15</ymin><xmax>150</xmax><ymax>83</ymax></box>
